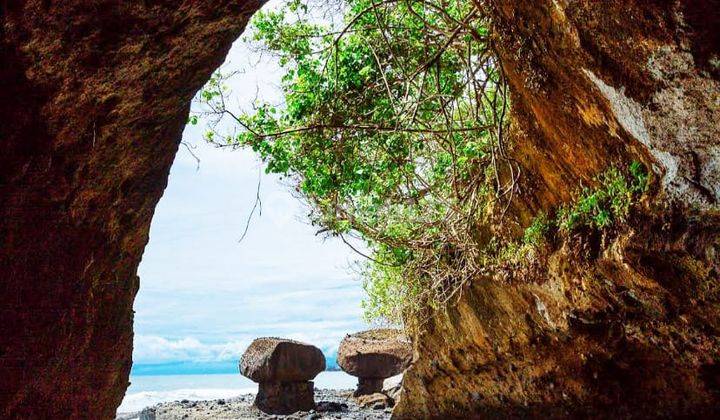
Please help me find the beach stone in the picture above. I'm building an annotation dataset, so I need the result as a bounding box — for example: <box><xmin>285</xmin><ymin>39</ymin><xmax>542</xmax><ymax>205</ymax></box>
<box><xmin>138</xmin><ymin>407</ymin><xmax>157</xmax><ymax>420</ymax></box>
<box><xmin>337</xmin><ymin>329</ymin><xmax>412</xmax><ymax>396</ymax></box>
<box><xmin>356</xmin><ymin>393</ymin><xmax>393</xmax><ymax>409</ymax></box>
<box><xmin>382</xmin><ymin>374</ymin><xmax>403</xmax><ymax>401</ymax></box>
<box><xmin>240</xmin><ymin>337</ymin><xmax>325</xmax><ymax>414</ymax></box>
<box><xmin>316</xmin><ymin>401</ymin><xmax>348</xmax><ymax>413</ymax></box>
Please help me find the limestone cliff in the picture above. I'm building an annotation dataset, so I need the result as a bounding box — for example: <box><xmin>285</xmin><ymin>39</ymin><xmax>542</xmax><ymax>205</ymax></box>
<box><xmin>0</xmin><ymin>1</ymin><xmax>262</xmax><ymax>418</ymax></box>
<box><xmin>395</xmin><ymin>0</ymin><xmax>720</xmax><ymax>417</ymax></box>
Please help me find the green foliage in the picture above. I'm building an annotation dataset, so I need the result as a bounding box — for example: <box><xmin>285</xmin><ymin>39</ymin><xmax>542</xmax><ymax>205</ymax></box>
<box><xmin>197</xmin><ymin>0</ymin><xmax>507</xmax><ymax>326</ymax></box>
<box><xmin>629</xmin><ymin>160</ymin><xmax>650</xmax><ymax>192</ymax></box>
<box><xmin>523</xmin><ymin>212</ymin><xmax>550</xmax><ymax>247</ymax></box>
<box><xmin>488</xmin><ymin>163</ymin><xmax>650</xmax><ymax>267</ymax></box>
<box><xmin>360</xmin><ymin>245</ymin><xmax>420</xmax><ymax>325</ymax></box>
<box><xmin>557</xmin><ymin>163</ymin><xmax>648</xmax><ymax>232</ymax></box>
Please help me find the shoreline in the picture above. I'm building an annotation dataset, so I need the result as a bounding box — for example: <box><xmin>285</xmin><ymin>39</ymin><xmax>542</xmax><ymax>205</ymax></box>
<box><xmin>116</xmin><ymin>389</ymin><xmax>392</xmax><ymax>420</ymax></box>
<box><xmin>117</xmin><ymin>371</ymin><xmax>360</xmax><ymax>414</ymax></box>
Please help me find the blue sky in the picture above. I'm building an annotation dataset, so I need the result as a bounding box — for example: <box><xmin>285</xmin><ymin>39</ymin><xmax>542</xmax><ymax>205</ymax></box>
<box><xmin>132</xmin><ymin>3</ymin><xmax>367</xmax><ymax>374</ymax></box>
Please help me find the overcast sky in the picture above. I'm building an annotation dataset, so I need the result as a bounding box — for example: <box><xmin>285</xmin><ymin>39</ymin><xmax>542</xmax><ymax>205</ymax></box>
<box><xmin>133</xmin><ymin>1</ymin><xmax>366</xmax><ymax>371</ymax></box>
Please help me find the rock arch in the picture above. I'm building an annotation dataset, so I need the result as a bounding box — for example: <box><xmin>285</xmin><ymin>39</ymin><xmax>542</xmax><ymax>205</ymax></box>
<box><xmin>1</xmin><ymin>1</ymin><xmax>718</xmax><ymax>418</ymax></box>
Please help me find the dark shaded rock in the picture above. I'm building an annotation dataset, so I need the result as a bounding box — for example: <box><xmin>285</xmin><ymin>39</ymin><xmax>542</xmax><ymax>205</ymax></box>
<box><xmin>240</xmin><ymin>337</ymin><xmax>325</xmax><ymax>382</ymax></box>
<box><xmin>0</xmin><ymin>1</ymin><xmax>264</xmax><ymax>418</ymax></box>
<box><xmin>256</xmin><ymin>381</ymin><xmax>315</xmax><ymax>415</ymax></box>
<box><xmin>315</xmin><ymin>401</ymin><xmax>349</xmax><ymax>413</ymax></box>
<box><xmin>337</xmin><ymin>329</ymin><xmax>411</xmax><ymax>396</ymax></box>
<box><xmin>356</xmin><ymin>378</ymin><xmax>384</xmax><ymax>396</ymax></box>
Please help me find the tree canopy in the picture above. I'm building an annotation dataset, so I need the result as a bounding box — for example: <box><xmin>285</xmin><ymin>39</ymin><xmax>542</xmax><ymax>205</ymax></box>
<box><xmin>195</xmin><ymin>0</ymin><xmax>511</xmax><ymax>326</ymax></box>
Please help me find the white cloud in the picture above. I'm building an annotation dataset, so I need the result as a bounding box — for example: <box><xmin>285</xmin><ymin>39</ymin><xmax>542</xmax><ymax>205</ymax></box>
<box><xmin>133</xmin><ymin>331</ymin><xmax>348</xmax><ymax>365</ymax></box>
<box><xmin>133</xmin><ymin>335</ymin><xmax>253</xmax><ymax>364</ymax></box>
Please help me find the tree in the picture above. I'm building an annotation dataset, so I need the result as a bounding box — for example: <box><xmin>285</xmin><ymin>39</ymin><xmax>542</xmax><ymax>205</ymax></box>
<box><xmin>195</xmin><ymin>0</ymin><xmax>510</xmax><ymax>326</ymax></box>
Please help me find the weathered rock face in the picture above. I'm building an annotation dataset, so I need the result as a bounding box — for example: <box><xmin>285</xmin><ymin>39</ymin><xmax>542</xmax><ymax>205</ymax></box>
<box><xmin>0</xmin><ymin>1</ymin><xmax>262</xmax><ymax>418</ymax></box>
<box><xmin>240</xmin><ymin>337</ymin><xmax>326</xmax><ymax>383</ymax></box>
<box><xmin>337</xmin><ymin>329</ymin><xmax>412</xmax><ymax>383</ymax></box>
<box><xmin>395</xmin><ymin>0</ymin><xmax>720</xmax><ymax>418</ymax></box>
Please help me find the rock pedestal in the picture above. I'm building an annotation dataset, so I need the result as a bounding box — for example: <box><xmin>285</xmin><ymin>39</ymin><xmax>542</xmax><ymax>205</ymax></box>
<box><xmin>255</xmin><ymin>381</ymin><xmax>315</xmax><ymax>414</ymax></box>
<box><xmin>240</xmin><ymin>337</ymin><xmax>325</xmax><ymax>414</ymax></box>
<box><xmin>337</xmin><ymin>329</ymin><xmax>412</xmax><ymax>397</ymax></box>
<box><xmin>357</xmin><ymin>377</ymin><xmax>385</xmax><ymax>395</ymax></box>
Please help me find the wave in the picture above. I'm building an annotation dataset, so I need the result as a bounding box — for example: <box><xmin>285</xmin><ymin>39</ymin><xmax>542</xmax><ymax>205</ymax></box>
<box><xmin>117</xmin><ymin>387</ymin><xmax>256</xmax><ymax>414</ymax></box>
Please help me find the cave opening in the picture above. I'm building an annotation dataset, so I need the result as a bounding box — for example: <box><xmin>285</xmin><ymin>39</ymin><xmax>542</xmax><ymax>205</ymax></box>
<box><xmin>2</xmin><ymin>0</ymin><xmax>719</xmax><ymax>418</ymax></box>
<box><xmin>119</xmin><ymin>2</ymin><xmax>370</xmax><ymax>414</ymax></box>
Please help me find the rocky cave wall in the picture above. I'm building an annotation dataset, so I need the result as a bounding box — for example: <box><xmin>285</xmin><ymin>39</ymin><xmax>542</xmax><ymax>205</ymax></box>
<box><xmin>1</xmin><ymin>0</ymin><xmax>718</xmax><ymax>418</ymax></box>
<box><xmin>395</xmin><ymin>0</ymin><xmax>720</xmax><ymax>418</ymax></box>
<box><xmin>0</xmin><ymin>1</ymin><xmax>263</xmax><ymax>418</ymax></box>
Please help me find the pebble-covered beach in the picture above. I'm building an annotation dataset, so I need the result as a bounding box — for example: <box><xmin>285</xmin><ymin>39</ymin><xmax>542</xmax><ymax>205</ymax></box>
<box><xmin>116</xmin><ymin>389</ymin><xmax>392</xmax><ymax>420</ymax></box>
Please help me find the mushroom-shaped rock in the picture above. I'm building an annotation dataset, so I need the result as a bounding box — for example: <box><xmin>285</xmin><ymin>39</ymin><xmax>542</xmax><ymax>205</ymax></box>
<box><xmin>240</xmin><ymin>337</ymin><xmax>325</xmax><ymax>382</ymax></box>
<box><xmin>337</xmin><ymin>329</ymin><xmax>412</xmax><ymax>396</ymax></box>
<box><xmin>240</xmin><ymin>338</ymin><xmax>325</xmax><ymax>414</ymax></box>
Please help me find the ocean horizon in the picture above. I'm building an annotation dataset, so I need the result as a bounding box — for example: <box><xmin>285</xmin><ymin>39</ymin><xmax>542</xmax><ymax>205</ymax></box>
<box><xmin>131</xmin><ymin>355</ymin><xmax>341</xmax><ymax>376</ymax></box>
<box><xmin>118</xmin><ymin>370</ymin><xmax>357</xmax><ymax>414</ymax></box>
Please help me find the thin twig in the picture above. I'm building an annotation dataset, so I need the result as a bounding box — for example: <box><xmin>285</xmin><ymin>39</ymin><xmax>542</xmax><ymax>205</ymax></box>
<box><xmin>181</xmin><ymin>141</ymin><xmax>201</xmax><ymax>171</ymax></box>
<box><xmin>238</xmin><ymin>166</ymin><xmax>263</xmax><ymax>243</ymax></box>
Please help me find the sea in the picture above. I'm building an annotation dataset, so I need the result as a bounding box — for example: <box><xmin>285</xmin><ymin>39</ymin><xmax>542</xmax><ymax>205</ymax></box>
<box><xmin>117</xmin><ymin>371</ymin><xmax>358</xmax><ymax>414</ymax></box>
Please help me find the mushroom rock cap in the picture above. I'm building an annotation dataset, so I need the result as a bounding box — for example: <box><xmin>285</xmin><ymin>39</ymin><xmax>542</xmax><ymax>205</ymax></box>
<box><xmin>337</xmin><ymin>329</ymin><xmax>412</xmax><ymax>379</ymax></box>
<box><xmin>240</xmin><ymin>337</ymin><xmax>325</xmax><ymax>383</ymax></box>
